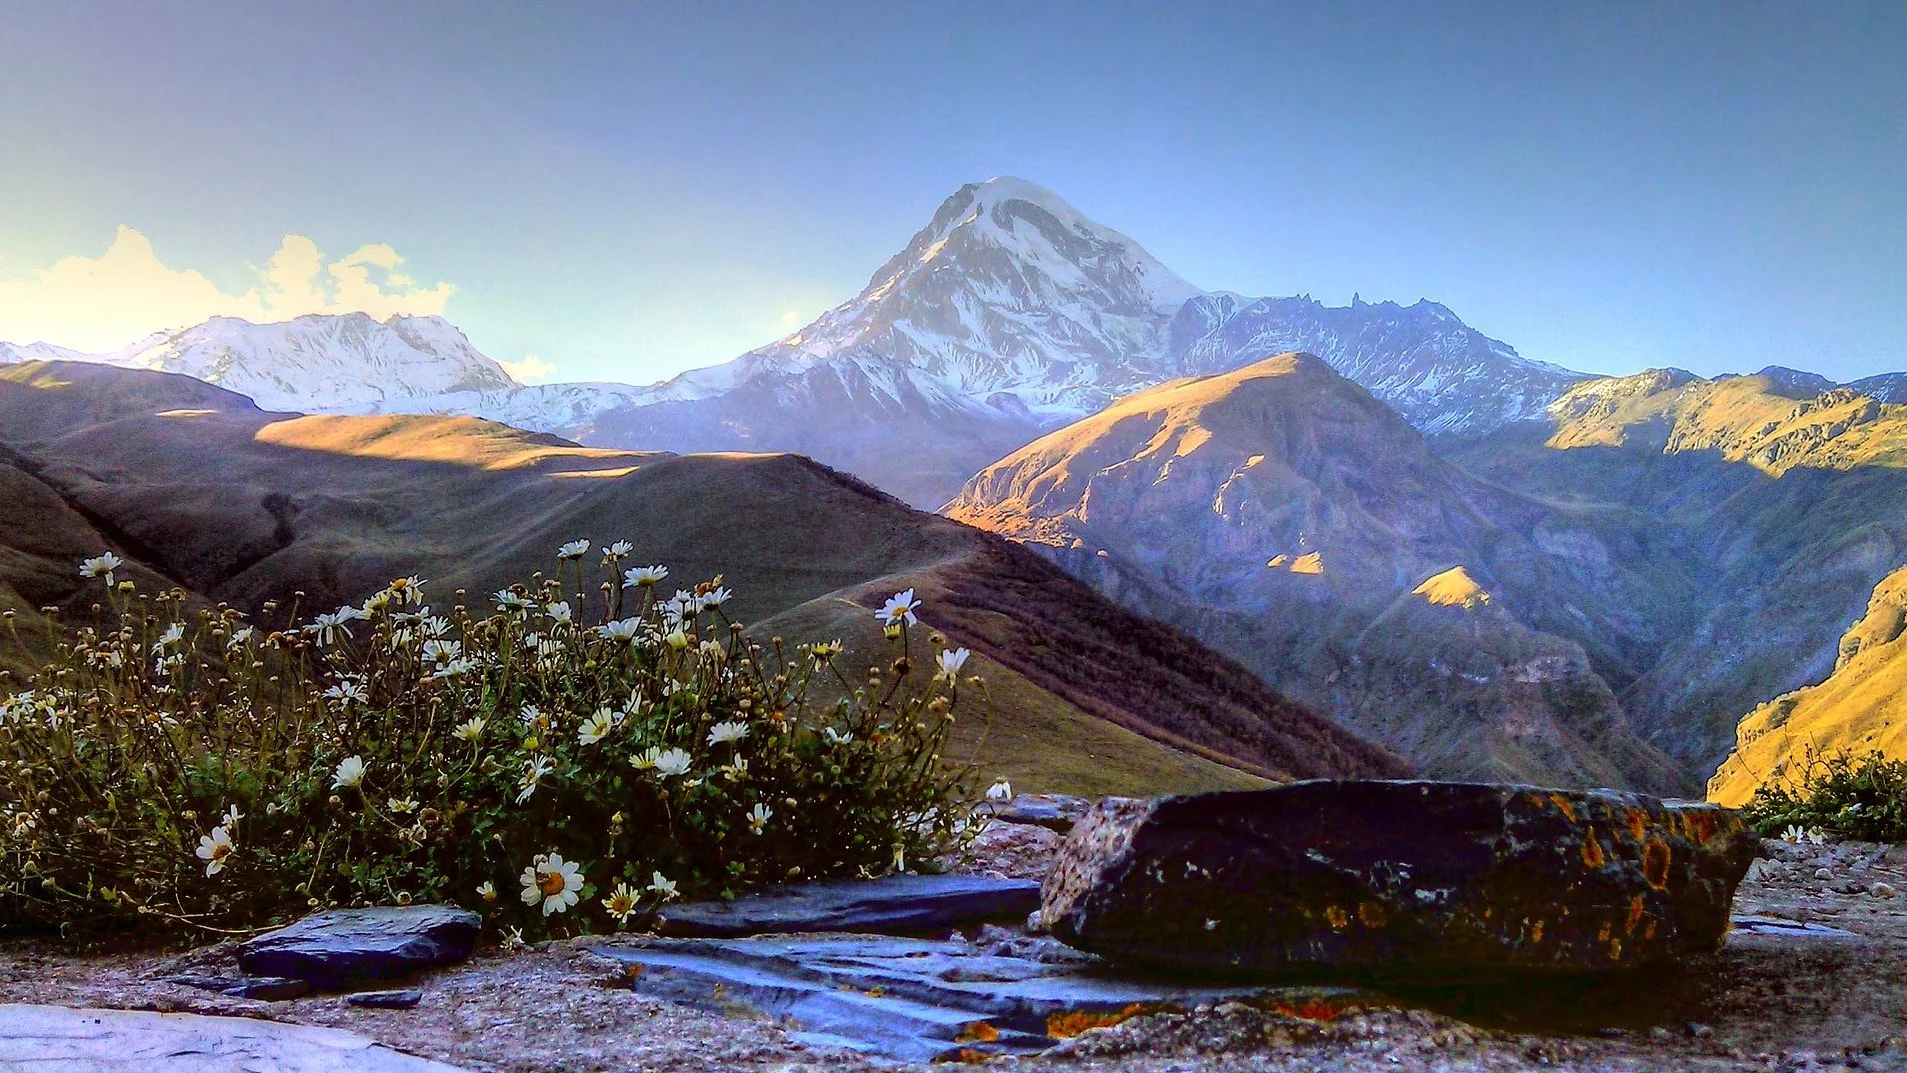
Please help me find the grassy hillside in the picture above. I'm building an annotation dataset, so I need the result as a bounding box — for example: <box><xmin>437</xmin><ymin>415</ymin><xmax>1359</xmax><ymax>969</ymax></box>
<box><xmin>1709</xmin><ymin>565</ymin><xmax>1907</xmax><ymax>806</ymax></box>
<box><xmin>0</xmin><ymin>360</ymin><xmax>1402</xmax><ymax>795</ymax></box>
<box><xmin>1450</xmin><ymin>369</ymin><xmax>1907</xmax><ymax>774</ymax></box>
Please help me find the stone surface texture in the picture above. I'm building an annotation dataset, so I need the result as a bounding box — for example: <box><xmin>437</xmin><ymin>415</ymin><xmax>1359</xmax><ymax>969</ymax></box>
<box><xmin>655</xmin><ymin>874</ymin><xmax>1041</xmax><ymax>937</ymax></box>
<box><xmin>237</xmin><ymin>905</ymin><xmax>481</xmax><ymax>988</ymax></box>
<box><xmin>588</xmin><ymin>929</ymin><xmax>1305</xmax><ymax>1062</ymax></box>
<box><xmin>1042</xmin><ymin>781</ymin><xmax>1758</xmax><ymax>979</ymax></box>
<box><xmin>0</xmin><ymin>1003</ymin><xmax>468</xmax><ymax>1072</ymax></box>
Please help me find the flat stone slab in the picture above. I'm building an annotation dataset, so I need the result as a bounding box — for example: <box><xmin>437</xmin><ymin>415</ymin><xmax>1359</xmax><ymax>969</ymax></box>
<box><xmin>161</xmin><ymin>973</ymin><xmax>312</xmax><ymax>1001</ymax></box>
<box><xmin>991</xmin><ymin>793</ymin><xmax>1095</xmax><ymax>832</ymax></box>
<box><xmin>1730</xmin><ymin>915</ymin><xmax>1860</xmax><ymax>939</ymax></box>
<box><xmin>238</xmin><ymin>905</ymin><xmax>481</xmax><ymax>988</ymax></box>
<box><xmin>1043</xmin><ymin>781</ymin><xmax>1760</xmax><ymax>980</ymax></box>
<box><xmin>347</xmin><ymin>988</ymin><xmax>424</xmax><ymax>1009</ymax></box>
<box><xmin>588</xmin><ymin>933</ymin><xmax>1333</xmax><ymax>1062</ymax></box>
<box><xmin>655</xmin><ymin>874</ymin><xmax>1041</xmax><ymax>938</ymax></box>
<box><xmin>0</xmin><ymin>1004</ymin><xmax>469</xmax><ymax>1072</ymax></box>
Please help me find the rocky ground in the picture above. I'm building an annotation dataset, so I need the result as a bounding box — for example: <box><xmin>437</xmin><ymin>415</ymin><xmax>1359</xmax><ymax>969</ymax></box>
<box><xmin>3</xmin><ymin>826</ymin><xmax>1905</xmax><ymax>1072</ymax></box>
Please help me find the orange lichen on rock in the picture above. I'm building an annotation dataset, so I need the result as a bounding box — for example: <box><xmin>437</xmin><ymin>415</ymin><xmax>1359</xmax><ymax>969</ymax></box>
<box><xmin>1581</xmin><ymin>828</ymin><xmax>1607</xmax><ymax>868</ymax></box>
<box><xmin>1625</xmin><ymin>808</ymin><xmax>1648</xmax><ymax>842</ymax></box>
<box><xmin>1273</xmin><ymin>997</ymin><xmax>1351</xmax><ymax>1022</ymax></box>
<box><xmin>1626</xmin><ymin>894</ymin><xmax>1647</xmax><ymax>936</ymax></box>
<box><xmin>1529</xmin><ymin>919</ymin><xmax>1545</xmax><ymax>944</ymax></box>
<box><xmin>1046</xmin><ymin>1004</ymin><xmax>1147</xmax><ymax>1039</ymax></box>
<box><xmin>956</xmin><ymin>1021</ymin><xmax>1001</xmax><ymax>1044</ymax></box>
<box><xmin>1548</xmin><ymin>794</ymin><xmax>1578</xmax><ymax>822</ymax></box>
<box><xmin>1357</xmin><ymin>901</ymin><xmax>1389</xmax><ymax>927</ymax></box>
<box><xmin>1324</xmin><ymin>904</ymin><xmax>1350</xmax><ymax>931</ymax></box>
<box><xmin>1643</xmin><ymin>838</ymin><xmax>1673</xmax><ymax>889</ymax></box>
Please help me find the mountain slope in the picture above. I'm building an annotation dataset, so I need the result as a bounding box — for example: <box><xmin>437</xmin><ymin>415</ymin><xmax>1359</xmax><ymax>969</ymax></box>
<box><xmin>1450</xmin><ymin>369</ymin><xmax>1907</xmax><ymax>773</ymax></box>
<box><xmin>0</xmin><ymin>360</ymin><xmax>1405</xmax><ymax>794</ymax></box>
<box><xmin>945</xmin><ymin>352</ymin><xmax>1690</xmax><ymax>793</ymax></box>
<box><xmin>1708</xmin><ymin>565</ymin><xmax>1907</xmax><ymax>806</ymax></box>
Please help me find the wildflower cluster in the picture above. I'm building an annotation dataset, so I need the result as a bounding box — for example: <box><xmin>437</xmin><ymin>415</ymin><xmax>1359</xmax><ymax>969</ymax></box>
<box><xmin>1741</xmin><ymin>748</ymin><xmax>1907</xmax><ymax>844</ymax></box>
<box><xmin>0</xmin><ymin>544</ymin><xmax>980</xmax><ymax>941</ymax></box>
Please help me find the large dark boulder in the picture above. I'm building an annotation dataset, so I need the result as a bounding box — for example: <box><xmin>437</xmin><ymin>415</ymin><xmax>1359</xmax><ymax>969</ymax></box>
<box><xmin>1041</xmin><ymin>781</ymin><xmax>1758</xmax><ymax>980</ymax></box>
<box><xmin>238</xmin><ymin>905</ymin><xmax>481</xmax><ymax>988</ymax></box>
<box><xmin>657</xmin><ymin>874</ymin><xmax>1040</xmax><ymax>938</ymax></box>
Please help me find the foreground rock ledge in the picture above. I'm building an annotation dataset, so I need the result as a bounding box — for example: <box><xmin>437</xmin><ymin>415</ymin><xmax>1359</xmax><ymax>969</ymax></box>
<box><xmin>0</xmin><ymin>1004</ymin><xmax>469</xmax><ymax>1072</ymax></box>
<box><xmin>1041</xmin><ymin>781</ymin><xmax>1758</xmax><ymax>980</ymax></box>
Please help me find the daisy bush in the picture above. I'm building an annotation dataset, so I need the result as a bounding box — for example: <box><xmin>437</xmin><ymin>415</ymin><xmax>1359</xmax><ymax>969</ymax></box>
<box><xmin>0</xmin><ymin>542</ymin><xmax>980</xmax><ymax>942</ymax></box>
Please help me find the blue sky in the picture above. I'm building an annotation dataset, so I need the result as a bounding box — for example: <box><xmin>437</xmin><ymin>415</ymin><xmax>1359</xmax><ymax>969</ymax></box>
<box><xmin>1</xmin><ymin>1</ymin><xmax>1902</xmax><ymax>384</ymax></box>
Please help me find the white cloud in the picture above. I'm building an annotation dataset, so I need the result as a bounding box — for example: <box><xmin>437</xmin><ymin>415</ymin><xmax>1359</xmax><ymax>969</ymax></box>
<box><xmin>0</xmin><ymin>226</ymin><xmax>456</xmax><ymax>352</ymax></box>
<box><xmin>498</xmin><ymin>352</ymin><xmax>558</xmax><ymax>384</ymax></box>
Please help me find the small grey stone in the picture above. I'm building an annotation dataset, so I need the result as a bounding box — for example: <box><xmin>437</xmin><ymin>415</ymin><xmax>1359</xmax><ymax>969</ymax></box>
<box><xmin>1816</xmin><ymin>867</ymin><xmax>1836</xmax><ymax>880</ymax></box>
<box><xmin>347</xmin><ymin>989</ymin><xmax>423</xmax><ymax>1010</ymax></box>
<box><xmin>1871</xmin><ymin>881</ymin><xmax>1899</xmax><ymax>899</ymax></box>
<box><xmin>161</xmin><ymin>974</ymin><xmax>312</xmax><ymax>1001</ymax></box>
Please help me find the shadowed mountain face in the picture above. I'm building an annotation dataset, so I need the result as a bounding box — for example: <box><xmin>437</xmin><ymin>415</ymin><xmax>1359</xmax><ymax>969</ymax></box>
<box><xmin>0</xmin><ymin>360</ymin><xmax>1405</xmax><ymax>795</ymax></box>
<box><xmin>1709</xmin><ymin>564</ymin><xmax>1907</xmax><ymax>806</ymax></box>
<box><xmin>946</xmin><ymin>353</ymin><xmax>1691</xmax><ymax>794</ymax></box>
<box><xmin>1450</xmin><ymin>370</ymin><xmax>1907</xmax><ymax>777</ymax></box>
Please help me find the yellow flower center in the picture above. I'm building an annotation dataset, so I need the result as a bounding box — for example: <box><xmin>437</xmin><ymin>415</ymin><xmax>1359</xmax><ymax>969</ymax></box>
<box><xmin>211</xmin><ymin>843</ymin><xmax>231</xmax><ymax>861</ymax></box>
<box><xmin>538</xmin><ymin>871</ymin><xmax>567</xmax><ymax>897</ymax></box>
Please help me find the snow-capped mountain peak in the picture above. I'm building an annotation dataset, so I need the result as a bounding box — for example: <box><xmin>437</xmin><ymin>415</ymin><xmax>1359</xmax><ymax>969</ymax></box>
<box><xmin>3</xmin><ymin>313</ymin><xmax>521</xmax><ymax>414</ymax></box>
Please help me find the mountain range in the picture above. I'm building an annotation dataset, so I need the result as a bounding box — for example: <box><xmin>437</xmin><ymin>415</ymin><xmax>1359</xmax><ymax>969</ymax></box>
<box><xmin>0</xmin><ymin>178</ymin><xmax>1600</xmax><ymax>508</ymax></box>
<box><xmin>6</xmin><ymin>176</ymin><xmax>1906</xmax><ymax>801</ymax></box>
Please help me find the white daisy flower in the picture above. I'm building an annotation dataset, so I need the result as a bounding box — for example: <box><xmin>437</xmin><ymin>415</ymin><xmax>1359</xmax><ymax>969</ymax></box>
<box><xmin>555</xmin><ymin>540</ymin><xmax>590</xmax><ymax>561</ymax></box>
<box><xmin>452</xmin><ymin>716</ymin><xmax>488</xmax><ymax>742</ymax></box>
<box><xmin>648</xmin><ymin>871</ymin><xmax>679</xmax><ymax>900</ymax></box>
<box><xmin>823</xmin><ymin>727</ymin><xmax>853</xmax><ymax>746</ymax></box>
<box><xmin>809</xmin><ymin>639</ymin><xmax>844</xmax><ymax>663</ymax></box>
<box><xmin>196</xmin><ymin>825</ymin><xmax>236</xmax><ymax>876</ymax></box>
<box><xmin>517</xmin><ymin>755</ymin><xmax>555</xmax><ymax>804</ymax></box>
<box><xmin>79</xmin><ymin>552</ymin><xmax>124</xmax><ymax>586</ymax></box>
<box><xmin>545</xmin><ymin>601</ymin><xmax>574</xmax><ymax>625</ymax></box>
<box><xmin>332</xmin><ymin>755</ymin><xmax>366</xmax><ymax>790</ymax></box>
<box><xmin>154</xmin><ymin>622</ymin><xmax>185</xmax><ymax>650</ymax></box>
<box><xmin>877</xmin><ymin>588</ymin><xmax>921</xmax><ymax>627</ymax></box>
<box><xmin>596</xmin><ymin>618</ymin><xmax>642</xmax><ymax>644</ymax></box>
<box><xmin>707</xmin><ymin>721</ymin><xmax>750</xmax><ymax>747</ymax></box>
<box><xmin>935</xmin><ymin>647</ymin><xmax>971</xmax><ymax>683</ymax></box>
<box><xmin>494</xmin><ymin>589</ymin><xmax>533</xmax><ymax>613</ymax></box>
<box><xmin>432</xmin><ymin>656</ymin><xmax>478</xmax><ymax>680</ymax></box>
<box><xmin>388</xmin><ymin>576</ymin><xmax>427</xmax><ymax>605</ymax></box>
<box><xmin>387</xmin><ymin>797</ymin><xmax>418</xmax><ymax>814</ymax></box>
<box><xmin>323</xmin><ymin>679</ymin><xmax>368</xmax><ymax>706</ymax></box>
<box><xmin>747</xmin><ymin>802</ymin><xmax>773</xmax><ymax>835</ymax></box>
<box><xmin>602</xmin><ymin>881</ymin><xmax>641</xmax><ymax>924</ymax></box>
<box><xmin>623</xmin><ymin>565</ymin><xmax>668</xmax><ymax>588</ymax></box>
<box><xmin>664</xmin><ymin>630</ymin><xmax>690</xmax><ymax>651</ymax></box>
<box><xmin>519</xmin><ymin>852</ymin><xmax>584</xmax><ymax>916</ymax></box>
<box><xmin>519</xmin><ymin>704</ymin><xmax>546</xmax><ymax>729</ymax></box>
<box><xmin>578</xmin><ymin>708</ymin><xmax>615</xmax><ymax>746</ymax></box>
<box><xmin>652</xmin><ymin>747</ymin><xmax>692</xmax><ymax>778</ymax></box>
<box><xmin>476</xmin><ymin>880</ymin><xmax>498</xmax><ymax>902</ymax></box>
<box><xmin>701</xmin><ymin>586</ymin><xmax>733</xmax><ymax>609</ymax></box>
<box><xmin>421</xmin><ymin>638</ymin><xmax>461</xmax><ymax>665</ymax></box>
<box><xmin>226</xmin><ymin>625</ymin><xmax>255</xmax><ymax>649</ymax></box>
<box><xmin>986</xmin><ymin>778</ymin><xmax>1013</xmax><ymax>802</ymax></box>
<box><xmin>221</xmin><ymin>804</ymin><xmax>242</xmax><ymax>828</ymax></box>
<box><xmin>602</xmin><ymin>540</ymin><xmax>633</xmax><ymax>564</ymax></box>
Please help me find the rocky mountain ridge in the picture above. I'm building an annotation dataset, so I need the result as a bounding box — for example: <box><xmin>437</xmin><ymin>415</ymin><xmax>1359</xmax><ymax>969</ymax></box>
<box><xmin>946</xmin><ymin>352</ymin><xmax>1691</xmax><ymax>793</ymax></box>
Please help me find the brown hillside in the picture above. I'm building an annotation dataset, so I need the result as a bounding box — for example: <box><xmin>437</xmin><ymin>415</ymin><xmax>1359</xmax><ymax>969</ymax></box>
<box><xmin>947</xmin><ymin>353</ymin><xmax>1690</xmax><ymax>793</ymax></box>
<box><xmin>0</xmin><ymin>360</ymin><xmax>1403</xmax><ymax>793</ymax></box>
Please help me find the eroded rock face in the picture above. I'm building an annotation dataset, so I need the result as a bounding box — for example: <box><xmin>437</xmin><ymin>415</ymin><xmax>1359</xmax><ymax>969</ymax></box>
<box><xmin>1041</xmin><ymin>781</ymin><xmax>1758</xmax><ymax>980</ymax></box>
<box><xmin>0</xmin><ymin>1004</ymin><xmax>469</xmax><ymax>1072</ymax></box>
<box><xmin>237</xmin><ymin>905</ymin><xmax>481</xmax><ymax>988</ymax></box>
